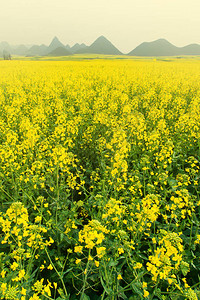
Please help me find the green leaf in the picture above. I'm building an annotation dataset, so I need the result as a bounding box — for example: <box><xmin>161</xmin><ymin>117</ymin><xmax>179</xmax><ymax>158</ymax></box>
<box><xmin>100</xmin><ymin>277</ymin><xmax>113</xmax><ymax>295</ymax></box>
<box><xmin>81</xmin><ymin>293</ymin><xmax>90</xmax><ymax>300</ymax></box>
<box><xmin>117</xmin><ymin>288</ymin><xmax>128</xmax><ymax>299</ymax></box>
<box><xmin>131</xmin><ymin>283</ymin><xmax>143</xmax><ymax>299</ymax></box>
<box><xmin>180</xmin><ymin>261</ymin><xmax>190</xmax><ymax>276</ymax></box>
<box><xmin>108</xmin><ymin>260</ymin><xmax>118</xmax><ymax>267</ymax></box>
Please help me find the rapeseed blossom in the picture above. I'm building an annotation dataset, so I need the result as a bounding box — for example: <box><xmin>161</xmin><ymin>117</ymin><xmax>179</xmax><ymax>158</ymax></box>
<box><xmin>0</xmin><ymin>59</ymin><xmax>199</xmax><ymax>299</ymax></box>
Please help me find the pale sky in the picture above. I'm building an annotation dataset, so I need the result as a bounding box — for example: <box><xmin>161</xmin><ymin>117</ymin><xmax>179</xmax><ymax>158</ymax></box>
<box><xmin>0</xmin><ymin>0</ymin><xmax>200</xmax><ymax>53</ymax></box>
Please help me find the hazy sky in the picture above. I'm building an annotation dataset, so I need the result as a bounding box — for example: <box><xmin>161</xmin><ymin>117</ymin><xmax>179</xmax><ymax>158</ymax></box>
<box><xmin>0</xmin><ymin>0</ymin><xmax>200</xmax><ymax>53</ymax></box>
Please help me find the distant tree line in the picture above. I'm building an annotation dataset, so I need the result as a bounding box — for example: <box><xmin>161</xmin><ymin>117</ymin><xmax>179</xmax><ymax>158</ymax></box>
<box><xmin>3</xmin><ymin>50</ymin><xmax>11</xmax><ymax>60</ymax></box>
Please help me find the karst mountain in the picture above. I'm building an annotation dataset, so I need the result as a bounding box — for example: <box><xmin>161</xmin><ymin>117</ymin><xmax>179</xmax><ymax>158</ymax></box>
<box><xmin>1</xmin><ymin>36</ymin><xmax>200</xmax><ymax>57</ymax></box>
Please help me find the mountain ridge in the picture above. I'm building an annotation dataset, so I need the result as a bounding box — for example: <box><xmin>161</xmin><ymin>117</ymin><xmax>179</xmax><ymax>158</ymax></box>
<box><xmin>75</xmin><ymin>36</ymin><xmax>122</xmax><ymax>55</ymax></box>
<box><xmin>48</xmin><ymin>46</ymin><xmax>72</xmax><ymax>56</ymax></box>
<box><xmin>128</xmin><ymin>38</ymin><xmax>200</xmax><ymax>56</ymax></box>
<box><xmin>1</xmin><ymin>36</ymin><xmax>200</xmax><ymax>57</ymax></box>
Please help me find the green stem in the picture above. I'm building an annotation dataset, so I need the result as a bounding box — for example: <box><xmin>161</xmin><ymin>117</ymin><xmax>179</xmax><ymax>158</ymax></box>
<box><xmin>80</xmin><ymin>249</ymin><xmax>91</xmax><ymax>299</ymax></box>
<box><xmin>56</xmin><ymin>164</ymin><xmax>59</xmax><ymax>226</ymax></box>
<box><xmin>45</xmin><ymin>247</ymin><xmax>68</xmax><ymax>297</ymax></box>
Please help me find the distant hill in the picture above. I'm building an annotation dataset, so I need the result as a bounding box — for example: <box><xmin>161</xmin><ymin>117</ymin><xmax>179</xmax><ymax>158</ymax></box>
<box><xmin>13</xmin><ymin>44</ymin><xmax>28</xmax><ymax>56</ymax></box>
<box><xmin>26</xmin><ymin>44</ymin><xmax>48</xmax><ymax>56</ymax></box>
<box><xmin>47</xmin><ymin>36</ymin><xmax>66</xmax><ymax>53</ymax></box>
<box><xmin>1</xmin><ymin>36</ymin><xmax>200</xmax><ymax>57</ymax></box>
<box><xmin>70</xmin><ymin>43</ymin><xmax>86</xmax><ymax>53</ymax></box>
<box><xmin>128</xmin><ymin>39</ymin><xmax>200</xmax><ymax>56</ymax></box>
<box><xmin>65</xmin><ymin>44</ymin><xmax>71</xmax><ymax>51</ymax></box>
<box><xmin>128</xmin><ymin>39</ymin><xmax>178</xmax><ymax>56</ymax></box>
<box><xmin>180</xmin><ymin>44</ymin><xmax>200</xmax><ymax>55</ymax></box>
<box><xmin>47</xmin><ymin>47</ymin><xmax>72</xmax><ymax>56</ymax></box>
<box><xmin>75</xmin><ymin>36</ymin><xmax>122</xmax><ymax>55</ymax></box>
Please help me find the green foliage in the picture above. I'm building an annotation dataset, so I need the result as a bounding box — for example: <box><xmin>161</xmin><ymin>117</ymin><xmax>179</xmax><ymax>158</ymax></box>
<box><xmin>0</xmin><ymin>59</ymin><xmax>199</xmax><ymax>299</ymax></box>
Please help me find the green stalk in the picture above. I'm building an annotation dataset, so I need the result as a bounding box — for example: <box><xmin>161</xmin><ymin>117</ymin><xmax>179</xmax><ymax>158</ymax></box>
<box><xmin>45</xmin><ymin>247</ymin><xmax>68</xmax><ymax>298</ymax></box>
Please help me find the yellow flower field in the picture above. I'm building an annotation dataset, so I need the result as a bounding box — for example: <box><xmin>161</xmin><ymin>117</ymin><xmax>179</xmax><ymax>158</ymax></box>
<box><xmin>0</xmin><ymin>59</ymin><xmax>199</xmax><ymax>299</ymax></box>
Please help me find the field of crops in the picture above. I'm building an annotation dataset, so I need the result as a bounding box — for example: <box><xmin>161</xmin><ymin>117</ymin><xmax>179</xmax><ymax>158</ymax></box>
<box><xmin>0</xmin><ymin>59</ymin><xmax>199</xmax><ymax>300</ymax></box>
